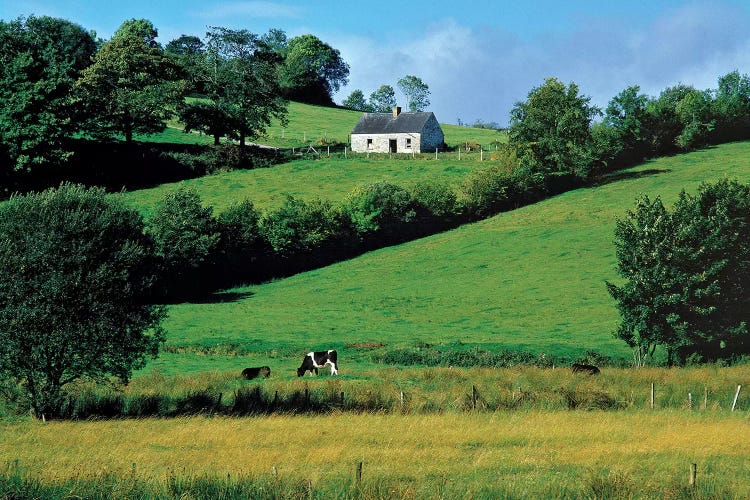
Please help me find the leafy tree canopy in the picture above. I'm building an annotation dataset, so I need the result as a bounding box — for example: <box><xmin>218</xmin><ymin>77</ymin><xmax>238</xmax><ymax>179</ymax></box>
<box><xmin>607</xmin><ymin>179</ymin><xmax>750</xmax><ymax>366</ymax></box>
<box><xmin>509</xmin><ymin>77</ymin><xmax>600</xmax><ymax>179</ymax></box>
<box><xmin>0</xmin><ymin>183</ymin><xmax>166</xmax><ymax>418</ymax></box>
<box><xmin>369</xmin><ymin>85</ymin><xmax>397</xmax><ymax>113</ymax></box>
<box><xmin>75</xmin><ymin>19</ymin><xmax>185</xmax><ymax>143</ymax></box>
<box><xmin>281</xmin><ymin>34</ymin><xmax>349</xmax><ymax>105</ymax></box>
<box><xmin>397</xmin><ymin>75</ymin><xmax>430</xmax><ymax>112</ymax></box>
<box><xmin>0</xmin><ymin>15</ymin><xmax>96</xmax><ymax>172</ymax></box>
<box><xmin>342</xmin><ymin>89</ymin><xmax>372</xmax><ymax>112</ymax></box>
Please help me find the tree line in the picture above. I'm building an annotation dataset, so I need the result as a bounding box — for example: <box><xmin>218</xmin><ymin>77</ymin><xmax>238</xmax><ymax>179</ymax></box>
<box><xmin>0</xmin><ymin>15</ymin><xmax>350</xmax><ymax>174</ymax></box>
<box><xmin>342</xmin><ymin>75</ymin><xmax>431</xmax><ymax>113</ymax></box>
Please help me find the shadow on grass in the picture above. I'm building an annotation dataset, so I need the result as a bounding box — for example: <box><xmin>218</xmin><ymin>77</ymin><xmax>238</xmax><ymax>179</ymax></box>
<box><xmin>185</xmin><ymin>290</ymin><xmax>255</xmax><ymax>304</ymax></box>
<box><xmin>593</xmin><ymin>168</ymin><xmax>672</xmax><ymax>187</ymax></box>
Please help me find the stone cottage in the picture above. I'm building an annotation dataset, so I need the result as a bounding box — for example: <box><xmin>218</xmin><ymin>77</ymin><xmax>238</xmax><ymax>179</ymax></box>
<box><xmin>350</xmin><ymin>107</ymin><xmax>444</xmax><ymax>153</ymax></box>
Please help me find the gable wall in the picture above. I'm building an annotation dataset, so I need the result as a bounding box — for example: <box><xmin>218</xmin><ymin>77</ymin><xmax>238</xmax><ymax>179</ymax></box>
<box><xmin>420</xmin><ymin>115</ymin><xmax>445</xmax><ymax>151</ymax></box>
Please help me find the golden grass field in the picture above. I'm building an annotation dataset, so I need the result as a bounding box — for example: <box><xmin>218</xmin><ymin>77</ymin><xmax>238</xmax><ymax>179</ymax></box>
<box><xmin>2</xmin><ymin>411</ymin><xmax>749</xmax><ymax>497</ymax></box>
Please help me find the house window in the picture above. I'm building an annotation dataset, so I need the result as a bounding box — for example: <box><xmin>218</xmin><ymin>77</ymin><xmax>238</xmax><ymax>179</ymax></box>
<box><xmin>367</xmin><ymin>138</ymin><xmax>373</xmax><ymax>149</ymax></box>
<box><xmin>406</xmin><ymin>138</ymin><xmax>412</xmax><ymax>148</ymax></box>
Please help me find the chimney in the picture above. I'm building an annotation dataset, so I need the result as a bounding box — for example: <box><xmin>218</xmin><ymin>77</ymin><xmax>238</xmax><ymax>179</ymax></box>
<box><xmin>393</xmin><ymin>106</ymin><xmax>401</xmax><ymax>117</ymax></box>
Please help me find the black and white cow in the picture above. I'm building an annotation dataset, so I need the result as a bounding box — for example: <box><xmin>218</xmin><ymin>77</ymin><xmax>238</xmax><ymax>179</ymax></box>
<box><xmin>242</xmin><ymin>366</ymin><xmax>271</xmax><ymax>379</ymax></box>
<box><xmin>297</xmin><ymin>350</ymin><xmax>338</xmax><ymax>376</ymax></box>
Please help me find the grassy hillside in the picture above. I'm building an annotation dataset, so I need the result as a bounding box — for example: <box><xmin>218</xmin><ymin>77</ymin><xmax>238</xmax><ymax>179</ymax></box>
<box><xmin>121</xmin><ymin>154</ymin><xmax>485</xmax><ymax>216</ymax></box>
<box><xmin>139</xmin><ymin>100</ymin><xmax>504</xmax><ymax>148</ymax></box>
<box><xmin>146</xmin><ymin>141</ymin><xmax>750</xmax><ymax>375</ymax></box>
<box><xmin>255</xmin><ymin>101</ymin><xmax>504</xmax><ymax>148</ymax></box>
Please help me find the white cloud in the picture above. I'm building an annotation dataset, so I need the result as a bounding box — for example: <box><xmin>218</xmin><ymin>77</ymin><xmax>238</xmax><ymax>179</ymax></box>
<box><xmin>333</xmin><ymin>2</ymin><xmax>750</xmax><ymax>127</ymax></box>
<box><xmin>195</xmin><ymin>1</ymin><xmax>302</xmax><ymax>20</ymax></box>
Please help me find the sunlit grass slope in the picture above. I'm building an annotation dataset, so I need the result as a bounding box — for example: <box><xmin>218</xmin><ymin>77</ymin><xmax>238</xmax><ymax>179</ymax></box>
<box><xmin>157</xmin><ymin>142</ymin><xmax>750</xmax><ymax>370</ymax></box>
<box><xmin>2</xmin><ymin>412</ymin><xmax>748</xmax><ymax>497</ymax></box>
<box><xmin>122</xmin><ymin>155</ymin><xmax>482</xmax><ymax>216</ymax></box>
<box><xmin>139</xmin><ymin>100</ymin><xmax>504</xmax><ymax>148</ymax></box>
<box><xmin>255</xmin><ymin>101</ymin><xmax>504</xmax><ymax>148</ymax></box>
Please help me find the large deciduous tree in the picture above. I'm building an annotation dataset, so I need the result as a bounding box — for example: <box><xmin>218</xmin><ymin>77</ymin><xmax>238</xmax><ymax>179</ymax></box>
<box><xmin>177</xmin><ymin>27</ymin><xmax>287</xmax><ymax>147</ymax></box>
<box><xmin>369</xmin><ymin>85</ymin><xmax>397</xmax><ymax>113</ymax></box>
<box><xmin>342</xmin><ymin>89</ymin><xmax>372</xmax><ymax>112</ymax></box>
<box><xmin>397</xmin><ymin>75</ymin><xmax>430</xmax><ymax>112</ymax></box>
<box><xmin>281</xmin><ymin>34</ymin><xmax>349</xmax><ymax>105</ymax></box>
<box><xmin>75</xmin><ymin>19</ymin><xmax>185</xmax><ymax>143</ymax></box>
<box><xmin>0</xmin><ymin>16</ymin><xmax>96</xmax><ymax>172</ymax></box>
<box><xmin>607</xmin><ymin>179</ymin><xmax>750</xmax><ymax>366</ymax></box>
<box><xmin>509</xmin><ymin>77</ymin><xmax>600</xmax><ymax>179</ymax></box>
<box><xmin>0</xmin><ymin>184</ymin><xmax>166</xmax><ymax>418</ymax></box>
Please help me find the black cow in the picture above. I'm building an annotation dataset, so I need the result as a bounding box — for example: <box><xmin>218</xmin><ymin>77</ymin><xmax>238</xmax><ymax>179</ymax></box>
<box><xmin>571</xmin><ymin>363</ymin><xmax>600</xmax><ymax>375</ymax></box>
<box><xmin>242</xmin><ymin>366</ymin><xmax>271</xmax><ymax>379</ymax></box>
<box><xmin>297</xmin><ymin>350</ymin><xmax>338</xmax><ymax>376</ymax></box>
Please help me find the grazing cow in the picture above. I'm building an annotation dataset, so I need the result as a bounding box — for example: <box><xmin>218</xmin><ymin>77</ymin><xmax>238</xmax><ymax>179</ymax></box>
<box><xmin>297</xmin><ymin>350</ymin><xmax>338</xmax><ymax>376</ymax></box>
<box><xmin>241</xmin><ymin>366</ymin><xmax>271</xmax><ymax>379</ymax></box>
<box><xmin>571</xmin><ymin>363</ymin><xmax>600</xmax><ymax>375</ymax></box>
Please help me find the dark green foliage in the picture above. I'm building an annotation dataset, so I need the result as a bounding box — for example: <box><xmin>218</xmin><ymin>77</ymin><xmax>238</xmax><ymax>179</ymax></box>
<box><xmin>342</xmin><ymin>181</ymin><xmax>417</xmax><ymax>237</ymax></box>
<box><xmin>342</xmin><ymin>89</ymin><xmax>372</xmax><ymax>112</ymax></box>
<box><xmin>607</xmin><ymin>179</ymin><xmax>750</xmax><ymax>365</ymax></box>
<box><xmin>76</xmin><ymin>19</ymin><xmax>185</xmax><ymax>143</ymax></box>
<box><xmin>280</xmin><ymin>34</ymin><xmax>349</xmax><ymax>105</ymax></box>
<box><xmin>0</xmin><ymin>184</ymin><xmax>165</xmax><ymax>418</ymax></box>
<box><xmin>509</xmin><ymin>77</ymin><xmax>601</xmax><ymax>179</ymax></box>
<box><xmin>369</xmin><ymin>84</ymin><xmax>397</xmax><ymax>113</ymax></box>
<box><xmin>178</xmin><ymin>27</ymin><xmax>287</xmax><ymax>147</ymax></box>
<box><xmin>0</xmin><ymin>16</ymin><xmax>96</xmax><ymax>172</ymax></box>
<box><xmin>260</xmin><ymin>196</ymin><xmax>346</xmax><ymax>257</ymax></box>
<box><xmin>149</xmin><ymin>187</ymin><xmax>222</xmax><ymax>298</ymax></box>
<box><xmin>411</xmin><ymin>182</ymin><xmax>459</xmax><ymax>219</ymax></box>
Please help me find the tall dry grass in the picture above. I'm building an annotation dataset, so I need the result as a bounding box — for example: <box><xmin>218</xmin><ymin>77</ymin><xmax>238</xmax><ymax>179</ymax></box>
<box><xmin>2</xmin><ymin>411</ymin><xmax>748</xmax><ymax>498</ymax></box>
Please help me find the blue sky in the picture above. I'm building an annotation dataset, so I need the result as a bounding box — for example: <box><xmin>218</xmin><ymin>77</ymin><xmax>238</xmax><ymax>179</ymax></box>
<box><xmin>4</xmin><ymin>0</ymin><xmax>750</xmax><ymax>125</ymax></box>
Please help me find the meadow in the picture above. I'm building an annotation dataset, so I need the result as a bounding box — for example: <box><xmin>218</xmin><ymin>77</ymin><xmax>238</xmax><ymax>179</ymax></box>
<box><xmin>2</xmin><ymin>409</ymin><xmax>749</xmax><ymax>498</ymax></box>
<box><xmin>141</xmin><ymin>141</ymin><xmax>750</xmax><ymax>377</ymax></box>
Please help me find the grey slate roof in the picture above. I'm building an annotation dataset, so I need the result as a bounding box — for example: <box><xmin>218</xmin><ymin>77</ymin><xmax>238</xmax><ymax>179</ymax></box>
<box><xmin>351</xmin><ymin>112</ymin><xmax>435</xmax><ymax>134</ymax></box>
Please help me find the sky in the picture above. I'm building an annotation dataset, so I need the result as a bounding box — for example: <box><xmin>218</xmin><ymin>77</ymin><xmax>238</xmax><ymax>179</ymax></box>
<box><xmin>4</xmin><ymin>0</ymin><xmax>750</xmax><ymax>126</ymax></box>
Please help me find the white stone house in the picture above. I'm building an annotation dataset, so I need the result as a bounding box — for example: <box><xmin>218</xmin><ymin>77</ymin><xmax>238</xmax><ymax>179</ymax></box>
<box><xmin>350</xmin><ymin>107</ymin><xmax>444</xmax><ymax>153</ymax></box>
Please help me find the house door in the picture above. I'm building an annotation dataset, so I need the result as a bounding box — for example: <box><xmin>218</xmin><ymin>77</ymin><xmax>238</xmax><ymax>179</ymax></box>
<box><xmin>389</xmin><ymin>139</ymin><xmax>397</xmax><ymax>153</ymax></box>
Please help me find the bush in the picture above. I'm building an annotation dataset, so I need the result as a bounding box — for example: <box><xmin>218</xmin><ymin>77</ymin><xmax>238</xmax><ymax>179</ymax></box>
<box><xmin>148</xmin><ymin>186</ymin><xmax>222</xmax><ymax>298</ymax></box>
<box><xmin>411</xmin><ymin>182</ymin><xmax>460</xmax><ymax>219</ymax></box>
<box><xmin>342</xmin><ymin>181</ymin><xmax>416</xmax><ymax>238</ymax></box>
<box><xmin>0</xmin><ymin>183</ymin><xmax>165</xmax><ymax>418</ymax></box>
<box><xmin>260</xmin><ymin>196</ymin><xmax>347</xmax><ymax>258</ymax></box>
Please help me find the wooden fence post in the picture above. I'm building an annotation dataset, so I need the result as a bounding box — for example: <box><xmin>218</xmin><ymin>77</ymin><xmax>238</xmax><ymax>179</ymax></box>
<box><xmin>732</xmin><ymin>384</ymin><xmax>741</xmax><ymax>411</ymax></box>
<box><xmin>650</xmin><ymin>382</ymin><xmax>655</xmax><ymax>409</ymax></box>
<box><xmin>689</xmin><ymin>463</ymin><xmax>697</xmax><ymax>487</ymax></box>
<box><xmin>688</xmin><ymin>392</ymin><xmax>692</xmax><ymax>409</ymax></box>
<box><xmin>472</xmin><ymin>385</ymin><xmax>478</xmax><ymax>410</ymax></box>
<box><xmin>400</xmin><ymin>391</ymin><xmax>405</xmax><ymax>410</ymax></box>
<box><xmin>435</xmin><ymin>147</ymin><xmax>438</xmax><ymax>160</ymax></box>
<box><xmin>703</xmin><ymin>386</ymin><xmax>707</xmax><ymax>410</ymax></box>
<box><xmin>356</xmin><ymin>461</ymin><xmax>363</xmax><ymax>485</ymax></box>
<box><xmin>480</xmin><ymin>148</ymin><xmax>483</xmax><ymax>161</ymax></box>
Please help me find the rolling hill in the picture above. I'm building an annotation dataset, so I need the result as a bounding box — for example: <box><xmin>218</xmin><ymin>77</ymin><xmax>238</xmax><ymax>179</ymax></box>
<box><xmin>138</xmin><ymin>141</ymin><xmax>750</xmax><ymax>376</ymax></box>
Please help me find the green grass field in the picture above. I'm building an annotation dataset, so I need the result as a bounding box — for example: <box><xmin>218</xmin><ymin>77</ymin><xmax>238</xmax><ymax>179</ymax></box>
<box><xmin>143</xmin><ymin>142</ymin><xmax>750</xmax><ymax>376</ymax></box>
<box><xmin>137</xmin><ymin>100</ymin><xmax>504</xmax><ymax>149</ymax></box>
<box><xmin>121</xmin><ymin>154</ymin><xmax>484</xmax><ymax>217</ymax></box>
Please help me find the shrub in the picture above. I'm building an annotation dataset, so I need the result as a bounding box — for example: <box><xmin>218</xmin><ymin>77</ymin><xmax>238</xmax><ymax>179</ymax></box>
<box><xmin>342</xmin><ymin>181</ymin><xmax>416</xmax><ymax>237</ymax></box>
<box><xmin>0</xmin><ymin>183</ymin><xmax>165</xmax><ymax>418</ymax></box>
<box><xmin>410</xmin><ymin>182</ymin><xmax>460</xmax><ymax>219</ymax></box>
<box><xmin>260</xmin><ymin>196</ymin><xmax>347</xmax><ymax>258</ymax></box>
<box><xmin>148</xmin><ymin>186</ymin><xmax>222</xmax><ymax>298</ymax></box>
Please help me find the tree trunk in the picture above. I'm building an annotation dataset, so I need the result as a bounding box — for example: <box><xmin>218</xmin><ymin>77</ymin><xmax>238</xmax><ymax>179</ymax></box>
<box><xmin>214</xmin><ymin>134</ymin><xmax>220</xmax><ymax>145</ymax></box>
